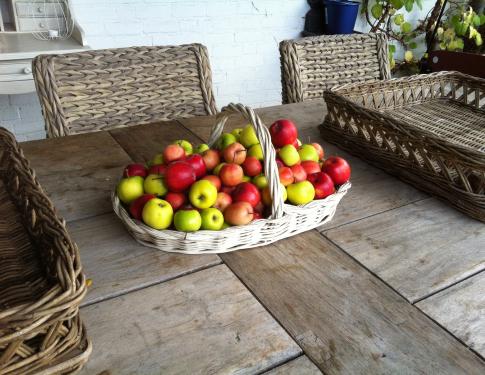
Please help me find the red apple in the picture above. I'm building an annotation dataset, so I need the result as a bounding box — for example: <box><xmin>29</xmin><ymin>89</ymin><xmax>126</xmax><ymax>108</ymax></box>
<box><xmin>269</xmin><ymin>119</ymin><xmax>298</xmax><ymax>148</ymax></box>
<box><xmin>242</xmin><ymin>156</ymin><xmax>262</xmax><ymax>177</ymax></box>
<box><xmin>219</xmin><ymin>163</ymin><xmax>244</xmax><ymax>187</ymax></box>
<box><xmin>322</xmin><ymin>156</ymin><xmax>351</xmax><ymax>185</ymax></box>
<box><xmin>278</xmin><ymin>166</ymin><xmax>294</xmax><ymax>186</ymax></box>
<box><xmin>185</xmin><ymin>154</ymin><xmax>206</xmax><ymax>179</ymax></box>
<box><xmin>165</xmin><ymin>161</ymin><xmax>196</xmax><ymax>192</ymax></box>
<box><xmin>165</xmin><ymin>192</ymin><xmax>187</xmax><ymax>211</ymax></box>
<box><xmin>275</xmin><ymin>158</ymin><xmax>284</xmax><ymax>169</ymax></box>
<box><xmin>301</xmin><ymin>160</ymin><xmax>321</xmax><ymax>176</ymax></box>
<box><xmin>224</xmin><ymin>201</ymin><xmax>254</xmax><ymax>225</ymax></box>
<box><xmin>253</xmin><ymin>212</ymin><xmax>262</xmax><ymax>220</ymax></box>
<box><xmin>213</xmin><ymin>192</ymin><xmax>232</xmax><ymax>212</ymax></box>
<box><xmin>123</xmin><ymin>163</ymin><xmax>147</xmax><ymax>178</ymax></box>
<box><xmin>163</xmin><ymin>144</ymin><xmax>185</xmax><ymax>163</ymax></box>
<box><xmin>202</xmin><ymin>149</ymin><xmax>220</xmax><ymax>171</ymax></box>
<box><xmin>148</xmin><ymin>164</ymin><xmax>167</xmax><ymax>176</ymax></box>
<box><xmin>221</xmin><ymin>185</ymin><xmax>236</xmax><ymax>195</ymax></box>
<box><xmin>254</xmin><ymin>201</ymin><xmax>264</xmax><ymax>215</ymax></box>
<box><xmin>312</xmin><ymin>143</ymin><xmax>324</xmax><ymax>160</ymax></box>
<box><xmin>308</xmin><ymin>172</ymin><xmax>335</xmax><ymax>199</ymax></box>
<box><xmin>290</xmin><ymin>164</ymin><xmax>307</xmax><ymax>182</ymax></box>
<box><xmin>129</xmin><ymin>194</ymin><xmax>156</xmax><ymax>220</ymax></box>
<box><xmin>201</xmin><ymin>175</ymin><xmax>221</xmax><ymax>191</ymax></box>
<box><xmin>232</xmin><ymin>182</ymin><xmax>261</xmax><ymax>207</ymax></box>
<box><xmin>223</xmin><ymin>142</ymin><xmax>247</xmax><ymax>165</ymax></box>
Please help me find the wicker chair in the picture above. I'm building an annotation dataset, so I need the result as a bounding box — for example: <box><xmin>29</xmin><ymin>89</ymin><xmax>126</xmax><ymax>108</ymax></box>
<box><xmin>279</xmin><ymin>33</ymin><xmax>391</xmax><ymax>104</ymax></box>
<box><xmin>33</xmin><ymin>44</ymin><xmax>217</xmax><ymax>137</ymax></box>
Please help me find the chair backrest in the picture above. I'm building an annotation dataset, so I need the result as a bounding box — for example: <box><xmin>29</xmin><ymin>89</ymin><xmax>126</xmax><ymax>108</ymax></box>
<box><xmin>33</xmin><ymin>44</ymin><xmax>217</xmax><ymax>137</ymax></box>
<box><xmin>279</xmin><ymin>33</ymin><xmax>391</xmax><ymax>104</ymax></box>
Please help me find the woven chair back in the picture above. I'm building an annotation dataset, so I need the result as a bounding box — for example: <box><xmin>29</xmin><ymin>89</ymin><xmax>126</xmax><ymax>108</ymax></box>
<box><xmin>280</xmin><ymin>33</ymin><xmax>391</xmax><ymax>104</ymax></box>
<box><xmin>33</xmin><ymin>44</ymin><xmax>217</xmax><ymax>137</ymax></box>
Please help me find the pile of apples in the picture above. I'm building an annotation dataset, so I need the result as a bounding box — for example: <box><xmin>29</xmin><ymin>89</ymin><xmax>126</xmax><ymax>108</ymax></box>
<box><xmin>116</xmin><ymin>119</ymin><xmax>351</xmax><ymax>232</ymax></box>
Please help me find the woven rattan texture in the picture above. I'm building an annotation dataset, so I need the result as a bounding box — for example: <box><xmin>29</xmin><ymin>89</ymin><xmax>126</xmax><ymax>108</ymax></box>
<box><xmin>33</xmin><ymin>44</ymin><xmax>217</xmax><ymax>137</ymax></box>
<box><xmin>0</xmin><ymin>128</ymin><xmax>91</xmax><ymax>374</ymax></box>
<box><xmin>321</xmin><ymin>71</ymin><xmax>485</xmax><ymax>221</ymax></box>
<box><xmin>112</xmin><ymin>103</ymin><xmax>350</xmax><ymax>254</ymax></box>
<box><xmin>279</xmin><ymin>33</ymin><xmax>391</xmax><ymax>104</ymax></box>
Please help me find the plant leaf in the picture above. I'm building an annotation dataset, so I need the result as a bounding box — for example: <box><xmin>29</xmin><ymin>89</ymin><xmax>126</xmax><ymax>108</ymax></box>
<box><xmin>371</xmin><ymin>4</ymin><xmax>383</xmax><ymax>19</ymax></box>
<box><xmin>401</xmin><ymin>21</ymin><xmax>412</xmax><ymax>33</ymax></box>
<box><xmin>391</xmin><ymin>0</ymin><xmax>404</xmax><ymax>10</ymax></box>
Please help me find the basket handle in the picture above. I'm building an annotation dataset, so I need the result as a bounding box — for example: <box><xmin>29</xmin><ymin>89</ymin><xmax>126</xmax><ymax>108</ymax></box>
<box><xmin>207</xmin><ymin>103</ymin><xmax>283</xmax><ymax>219</ymax></box>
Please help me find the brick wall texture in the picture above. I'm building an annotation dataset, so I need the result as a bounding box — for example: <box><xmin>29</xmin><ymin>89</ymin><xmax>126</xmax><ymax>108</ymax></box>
<box><xmin>0</xmin><ymin>0</ymin><xmax>309</xmax><ymax>141</ymax></box>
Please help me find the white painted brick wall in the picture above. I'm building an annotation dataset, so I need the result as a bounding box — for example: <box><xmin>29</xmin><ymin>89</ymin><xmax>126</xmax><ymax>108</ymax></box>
<box><xmin>1</xmin><ymin>0</ymin><xmax>308</xmax><ymax>141</ymax></box>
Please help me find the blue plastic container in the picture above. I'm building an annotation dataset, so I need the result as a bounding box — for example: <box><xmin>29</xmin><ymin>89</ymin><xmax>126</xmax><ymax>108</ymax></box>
<box><xmin>324</xmin><ymin>0</ymin><xmax>359</xmax><ymax>34</ymax></box>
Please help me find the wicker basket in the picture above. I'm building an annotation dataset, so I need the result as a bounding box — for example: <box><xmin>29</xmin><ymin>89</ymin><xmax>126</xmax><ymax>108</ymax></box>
<box><xmin>321</xmin><ymin>71</ymin><xmax>485</xmax><ymax>221</ymax></box>
<box><xmin>112</xmin><ymin>103</ymin><xmax>350</xmax><ymax>254</ymax></box>
<box><xmin>0</xmin><ymin>129</ymin><xmax>91</xmax><ymax>374</ymax></box>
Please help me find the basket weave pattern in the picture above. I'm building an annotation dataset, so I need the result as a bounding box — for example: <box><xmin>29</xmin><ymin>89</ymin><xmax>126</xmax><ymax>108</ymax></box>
<box><xmin>279</xmin><ymin>33</ymin><xmax>391</xmax><ymax>104</ymax></box>
<box><xmin>33</xmin><ymin>44</ymin><xmax>217</xmax><ymax>137</ymax></box>
<box><xmin>112</xmin><ymin>104</ymin><xmax>350</xmax><ymax>254</ymax></box>
<box><xmin>0</xmin><ymin>128</ymin><xmax>91</xmax><ymax>374</ymax></box>
<box><xmin>321</xmin><ymin>71</ymin><xmax>485</xmax><ymax>221</ymax></box>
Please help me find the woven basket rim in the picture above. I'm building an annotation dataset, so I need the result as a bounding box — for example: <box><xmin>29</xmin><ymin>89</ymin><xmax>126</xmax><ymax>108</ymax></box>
<box><xmin>324</xmin><ymin>71</ymin><xmax>485</xmax><ymax>161</ymax></box>
<box><xmin>112</xmin><ymin>181</ymin><xmax>351</xmax><ymax>233</ymax></box>
<box><xmin>111</xmin><ymin>103</ymin><xmax>351</xmax><ymax>254</ymax></box>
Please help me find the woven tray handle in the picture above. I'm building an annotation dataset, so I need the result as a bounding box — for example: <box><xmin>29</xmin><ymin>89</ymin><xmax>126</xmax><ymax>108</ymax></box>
<box><xmin>207</xmin><ymin>103</ymin><xmax>283</xmax><ymax>219</ymax></box>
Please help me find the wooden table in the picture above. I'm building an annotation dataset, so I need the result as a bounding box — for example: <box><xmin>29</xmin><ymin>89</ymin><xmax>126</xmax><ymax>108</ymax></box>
<box><xmin>21</xmin><ymin>101</ymin><xmax>485</xmax><ymax>374</ymax></box>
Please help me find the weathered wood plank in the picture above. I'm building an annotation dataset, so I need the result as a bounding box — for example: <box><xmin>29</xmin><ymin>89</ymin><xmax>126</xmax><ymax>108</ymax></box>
<box><xmin>68</xmin><ymin>213</ymin><xmax>221</xmax><ymax>306</ymax></box>
<box><xmin>21</xmin><ymin>132</ymin><xmax>132</xmax><ymax>222</ymax></box>
<box><xmin>264</xmin><ymin>356</ymin><xmax>322</xmax><ymax>375</ymax></box>
<box><xmin>417</xmin><ymin>272</ymin><xmax>485</xmax><ymax>357</ymax></box>
<box><xmin>79</xmin><ymin>264</ymin><xmax>301</xmax><ymax>375</ymax></box>
<box><xmin>221</xmin><ymin>230</ymin><xmax>485</xmax><ymax>375</ymax></box>
<box><xmin>325</xmin><ymin>199</ymin><xmax>485</xmax><ymax>302</ymax></box>
<box><xmin>109</xmin><ymin>121</ymin><xmax>202</xmax><ymax>163</ymax></box>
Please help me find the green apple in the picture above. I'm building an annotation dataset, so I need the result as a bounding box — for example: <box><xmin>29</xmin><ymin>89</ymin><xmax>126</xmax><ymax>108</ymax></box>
<box><xmin>200</xmin><ymin>208</ymin><xmax>224</xmax><ymax>230</ymax></box>
<box><xmin>142</xmin><ymin>198</ymin><xmax>173</xmax><ymax>229</ymax></box>
<box><xmin>298</xmin><ymin>144</ymin><xmax>319</xmax><ymax>162</ymax></box>
<box><xmin>242</xmin><ymin>175</ymin><xmax>251</xmax><ymax>182</ymax></box>
<box><xmin>248</xmin><ymin>144</ymin><xmax>263</xmax><ymax>161</ymax></box>
<box><xmin>173</xmin><ymin>140</ymin><xmax>193</xmax><ymax>156</ymax></box>
<box><xmin>278</xmin><ymin>145</ymin><xmax>300</xmax><ymax>167</ymax></box>
<box><xmin>217</xmin><ymin>133</ymin><xmax>237</xmax><ymax>150</ymax></box>
<box><xmin>194</xmin><ymin>143</ymin><xmax>210</xmax><ymax>154</ymax></box>
<box><xmin>189</xmin><ymin>180</ymin><xmax>218</xmax><ymax>209</ymax></box>
<box><xmin>252</xmin><ymin>174</ymin><xmax>268</xmax><ymax>189</ymax></box>
<box><xmin>287</xmin><ymin>181</ymin><xmax>315</xmax><ymax>205</ymax></box>
<box><xmin>239</xmin><ymin>124</ymin><xmax>259</xmax><ymax>148</ymax></box>
<box><xmin>144</xmin><ymin>174</ymin><xmax>168</xmax><ymax>196</ymax></box>
<box><xmin>213</xmin><ymin>162</ymin><xmax>226</xmax><ymax>176</ymax></box>
<box><xmin>231</xmin><ymin>128</ymin><xmax>243</xmax><ymax>140</ymax></box>
<box><xmin>117</xmin><ymin>176</ymin><xmax>145</xmax><ymax>204</ymax></box>
<box><xmin>174</xmin><ymin>209</ymin><xmax>201</xmax><ymax>231</ymax></box>
<box><xmin>148</xmin><ymin>153</ymin><xmax>164</xmax><ymax>167</ymax></box>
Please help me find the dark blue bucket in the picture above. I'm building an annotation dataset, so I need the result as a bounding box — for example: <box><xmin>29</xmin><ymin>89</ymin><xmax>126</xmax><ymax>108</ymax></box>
<box><xmin>324</xmin><ymin>0</ymin><xmax>360</xmax><ymax>34</ymax></box>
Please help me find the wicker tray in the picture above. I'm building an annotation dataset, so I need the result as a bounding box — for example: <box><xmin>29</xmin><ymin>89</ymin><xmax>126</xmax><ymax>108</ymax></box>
<box><xmin>321</xmin><ymin>71</ymin><xmax>485</xmax><ymax>221</ymax></box>
<box><xmin>112</xmin><ymin>103</ymin><xmax>350</xmax><ymax>254</ymax></box>
<box><xmin>0</xmin><ymin>129</ymin><xmax>91</xmax><ymax>374</ymax></box>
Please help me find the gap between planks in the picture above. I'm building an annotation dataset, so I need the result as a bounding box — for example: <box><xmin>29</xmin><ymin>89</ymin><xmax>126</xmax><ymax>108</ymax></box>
<box><xmin>80</xmin><ymin>261</ymin><xmax>222</xmax><ymax>308</ymax></box>
<box><xmin>320</xmin><ymin>232</ymin><xmax>485</xmax><ymax>363</ymax></box>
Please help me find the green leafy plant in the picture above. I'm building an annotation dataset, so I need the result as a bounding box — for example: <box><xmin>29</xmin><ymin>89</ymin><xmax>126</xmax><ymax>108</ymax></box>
<box><xmin>362</xmin><ymin>0</ymin><xmax>427</xmax><ymax>72</ymax></box>
<box><xmin>361</xmin><ymin>0</ymin><xmax>485</xmax><ymax>73</ymax></box>
<box><xmin>436</xmin><ymin>5</ymin><xmax>484</xmax><ymax>51</ymax></box>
